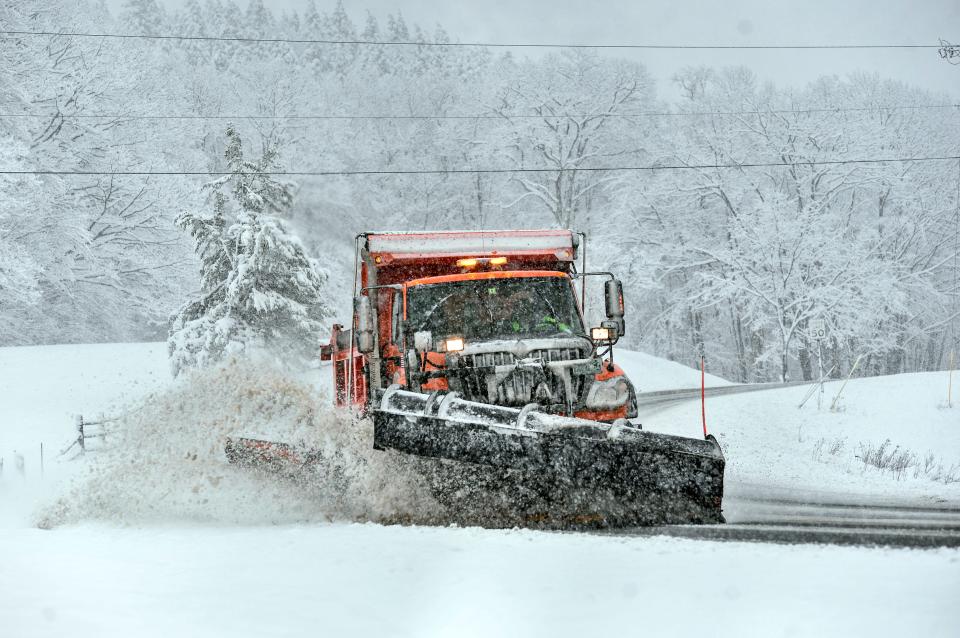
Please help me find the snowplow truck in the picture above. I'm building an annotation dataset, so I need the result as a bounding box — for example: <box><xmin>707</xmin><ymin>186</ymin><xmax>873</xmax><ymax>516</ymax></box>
<box><xmin>227</xmin><ymin>229</ymin><xmax>724</xmax><ymax>528</ymax></box>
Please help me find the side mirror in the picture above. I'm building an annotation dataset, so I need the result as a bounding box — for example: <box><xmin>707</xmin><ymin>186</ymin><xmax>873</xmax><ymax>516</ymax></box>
<box><xmin>605</xmin><ymin>278</ymin><xmax>625</xmax><ymax>319</ymax></box>
<box><xmin>356</xmin><ymin>296</ymin><xmax>374</xmax><ymax>353</ymax></box>
<box><xmin>604</xmin><ymin>279</ymin><xmax>625</xmax><ymax>337</ymax></box>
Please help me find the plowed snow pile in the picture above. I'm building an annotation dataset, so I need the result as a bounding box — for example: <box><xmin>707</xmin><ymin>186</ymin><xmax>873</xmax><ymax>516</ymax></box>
<box><xmin>38</xmin><ymin>360</ymin><xmax>440</xmax><ymax>527</ymax></box>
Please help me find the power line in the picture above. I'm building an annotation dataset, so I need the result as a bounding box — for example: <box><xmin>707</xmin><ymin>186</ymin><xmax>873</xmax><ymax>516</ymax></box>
<box><xmin>2</xmin><ymin>156</ymin><xmax>958</xmax><ymax>178</ymax></box>
<box><xmin>0</xmin><ymin>29</ymin><xmax>944</xmax><ymax>50</ymax></box>
<box><xmin>1</xmin><ymin>104</ymin><xmax>957</xmax><ymax>122</ymax></box>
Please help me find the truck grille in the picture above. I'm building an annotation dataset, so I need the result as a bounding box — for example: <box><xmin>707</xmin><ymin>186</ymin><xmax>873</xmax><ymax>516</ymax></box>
<box><xmin>462</xmin><ymin>348</ymin><xmax>583</xmax><ymax>369</ymax></box>
<box><xmin>452</xmin><ymin>348</ymin><xmax>588</xmax><ymax>411</ymax></box>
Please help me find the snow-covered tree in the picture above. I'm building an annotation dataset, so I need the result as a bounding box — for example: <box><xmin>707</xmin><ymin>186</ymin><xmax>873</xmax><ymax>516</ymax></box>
<box><xmin>496</xmin><ymin>51</ymin><xmax>655</xmax><ymax>229</ymax></box>
<box><xmin>0</xmin><ymin>139</ymin><xmax>42</xmax><ymax>343</ymax></box>
<box><xmin>605</xmin><ymin>68</ymin><xmax>959</xmax><ymax>381</ymax></box>
<box><xmin>168</xmin><ymin>126</ymin><xmax>333</xmax><ymax>376</ymax></box>
<box><xmin>2</xmin><ymin>0</ymin><xmax>955</xmax><ymax>384</ymax></box>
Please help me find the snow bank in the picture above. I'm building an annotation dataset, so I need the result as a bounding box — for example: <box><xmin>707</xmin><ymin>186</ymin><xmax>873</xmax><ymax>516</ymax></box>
<box><xmin>615</xmin><ymin>348</ymin><xmax>730</xmax><ymax>391</ymax></box>
<box><xmin>640</xmin><ymin>371</ymin><xmax>960</xmax><ymax>502</ymax></box>
<box><xmin>36</xmin><ymin>360</ymin><xmax>439</xmax><ymax>528</ymax></box>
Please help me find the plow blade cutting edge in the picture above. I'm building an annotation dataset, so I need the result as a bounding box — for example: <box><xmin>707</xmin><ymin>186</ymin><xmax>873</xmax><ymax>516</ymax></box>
<box><xmin>372</xmin><ymin>386</ymin><xmax>725</xmax><ymax>528</ymax></box>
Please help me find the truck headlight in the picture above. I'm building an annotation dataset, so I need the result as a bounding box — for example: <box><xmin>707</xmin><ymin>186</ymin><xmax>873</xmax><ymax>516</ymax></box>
<box><xmin>591</xmin><ymin>326</ymin><xmax>611</xmax><ymax>342</ymax></box>
<box><xmin>585</xmin><ymin>376</ymin><xmax>631</xmax><ymax>409</ymax></box>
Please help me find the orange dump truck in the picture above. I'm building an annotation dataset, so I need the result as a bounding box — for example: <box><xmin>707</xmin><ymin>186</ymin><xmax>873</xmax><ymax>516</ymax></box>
<box><xmin>230</xmin><ymin>230</ymin><xmax>725</xmax><ymax>528</ymax></box>
<box><xmin>325</xmin><ymin>229</ymin><xmax>636</xmax><ymax>420</ymax></box>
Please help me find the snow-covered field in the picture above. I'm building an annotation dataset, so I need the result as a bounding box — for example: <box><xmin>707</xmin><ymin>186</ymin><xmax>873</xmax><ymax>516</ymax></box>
<box><xmin>0</xmin><ymin>342</ymin><xmax>170</xmax><ymax>452</ymax></box>
<box><xmin>1</xmin><ymin>342</ymin><xmax>958</xmax><ymax>637</ymax></box>
<box><xmin>0</xmin><ymin>343</ymin><xmax>171</xmax><ymax>528</ymax></box>
<box><xmin>640</xmin><ymin>370</ymin><xmax>960</xmax><ymax>504</ymax></box>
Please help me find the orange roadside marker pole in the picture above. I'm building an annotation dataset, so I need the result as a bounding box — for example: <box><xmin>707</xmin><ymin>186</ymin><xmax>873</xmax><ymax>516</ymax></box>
<box><xmin>701</xmin><ymin>355</ymin><xmax>708</xmax><ymax>438</ymax></box>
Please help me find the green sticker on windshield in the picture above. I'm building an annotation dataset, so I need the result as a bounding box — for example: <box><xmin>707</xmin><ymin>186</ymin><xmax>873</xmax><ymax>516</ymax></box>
<box><xmin>488</xmin><ymin>287</ymin><xmax>497</xmax><ymax>295</ymax></box>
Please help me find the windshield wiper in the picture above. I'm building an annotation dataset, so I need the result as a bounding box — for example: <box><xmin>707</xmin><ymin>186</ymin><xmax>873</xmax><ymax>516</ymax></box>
<box><xmin>472</xmin><ymin>287</ymin><xmax>496</xmax><ymax>323</ymax></box>
<box><xmin>530</xmin><ymin>283</ymin><xmax>560</xmax><ymax>318</ymax></box>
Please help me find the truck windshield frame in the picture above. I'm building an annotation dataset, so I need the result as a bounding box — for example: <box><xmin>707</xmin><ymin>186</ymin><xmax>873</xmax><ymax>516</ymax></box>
<box><xmin>406</xmin><ymin>275</ymin><xmax>585</xmax><ymax>343</ymax></box>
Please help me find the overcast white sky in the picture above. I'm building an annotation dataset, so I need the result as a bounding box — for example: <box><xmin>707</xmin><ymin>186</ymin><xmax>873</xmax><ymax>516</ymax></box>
<box><xmin>129</xmin><ymin>0</ymin><xmax>959</xmax><ymax>98</ymax></box>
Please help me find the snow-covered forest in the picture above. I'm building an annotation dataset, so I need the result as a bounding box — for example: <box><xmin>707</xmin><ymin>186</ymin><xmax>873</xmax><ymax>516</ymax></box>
<box><xmin>1</xmin><ymin>0</ymin><xmax>958</xmax><ymax>382</ymax></box>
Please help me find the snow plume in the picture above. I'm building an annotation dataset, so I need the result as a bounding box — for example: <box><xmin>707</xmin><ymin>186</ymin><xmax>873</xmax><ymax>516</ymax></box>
<box><xmin>37</xmin><ymin>360</ymin><xmax>440</xmax><ymax>528</ymax></box>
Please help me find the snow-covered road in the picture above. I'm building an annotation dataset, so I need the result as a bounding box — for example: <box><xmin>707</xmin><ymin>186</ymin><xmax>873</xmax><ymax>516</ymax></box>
<box><xmin>3</xmin><ymin>522</ymin><xmax>958</xmax><ymax>638</ymax></box>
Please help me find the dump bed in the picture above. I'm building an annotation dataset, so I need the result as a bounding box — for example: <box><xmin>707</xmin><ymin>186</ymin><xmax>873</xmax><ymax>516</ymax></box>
<box><xmin>365</xmin><ymin>229</ymin><xmax>578</xmax><ymax>262</ymax></box>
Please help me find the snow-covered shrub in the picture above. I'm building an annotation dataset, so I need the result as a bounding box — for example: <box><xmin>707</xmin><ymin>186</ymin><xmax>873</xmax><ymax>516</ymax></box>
<box><xmin>856</xmin><ymin>439</ymin><xmax>915</xmax><ymax>479</ymax></box>
<box><xmin>841</xmin><ymin>439</ymin><xmax>959</xmax><ymax>484</ymax></box>
<box><xmin>810</xmin><ymin>437</ymin><xmax>845</xmax><ymax>462</ymax></box>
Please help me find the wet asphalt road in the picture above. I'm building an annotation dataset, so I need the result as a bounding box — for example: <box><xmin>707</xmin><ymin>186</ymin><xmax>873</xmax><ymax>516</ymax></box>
<box><xmin>605</xmin><ymin>487</ymin><xmax>960</xmax><ymax>549</ymax></box>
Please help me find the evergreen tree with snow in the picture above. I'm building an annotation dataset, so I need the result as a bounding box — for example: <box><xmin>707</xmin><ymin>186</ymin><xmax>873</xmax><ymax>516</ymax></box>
<box><xmin>168</xmin><ymin>126</ymin><xmax>332</xmax><ymax>376</ymax></box>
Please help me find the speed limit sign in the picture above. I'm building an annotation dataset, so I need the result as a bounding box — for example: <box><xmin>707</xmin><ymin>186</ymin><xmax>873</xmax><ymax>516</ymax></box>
<box><xmin>810</xmin><ymin>318</ymin><xmax>827</xmax><ymax>340</ymax></box>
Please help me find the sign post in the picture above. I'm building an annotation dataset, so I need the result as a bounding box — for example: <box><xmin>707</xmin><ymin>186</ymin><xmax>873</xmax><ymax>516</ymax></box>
<box><xmin>949</xmin><ymin>350</ymin><xmax>954</xmax><ymax>409</ymax></box>
<box><xmin>810</xmin><ymin>318</ymin><xmax>827</xmax><ymax>410</ymax></box>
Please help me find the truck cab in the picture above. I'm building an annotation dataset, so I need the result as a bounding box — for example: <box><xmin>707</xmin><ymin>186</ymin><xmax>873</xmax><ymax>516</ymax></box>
<box><xmin>322</xmin><ymin>230</ymin><xmax>637</xmax><ymax>422</ymax></box>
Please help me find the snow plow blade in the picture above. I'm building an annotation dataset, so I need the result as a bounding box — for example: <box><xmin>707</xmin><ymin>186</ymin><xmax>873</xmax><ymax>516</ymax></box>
<box><xmin>372</xmin><ymin>387</ymin><xmax>725</xmax><ymax>528</ymax></box>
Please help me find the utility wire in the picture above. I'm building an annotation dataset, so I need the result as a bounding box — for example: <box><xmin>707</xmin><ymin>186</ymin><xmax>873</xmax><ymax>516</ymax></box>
<box><xmin>1</xmin><ymin>104</ymin><xmax>957</xmax><ymax>122</ymax></box>
<box><xmin>2</xmin><ymin>156</ymin><xmax>958</xmax><ymax>177</ymax></box>
<box><xmin>0</xmin><ymin>29</ymin><xmax>945</xmax><ymax>49</ymax></box>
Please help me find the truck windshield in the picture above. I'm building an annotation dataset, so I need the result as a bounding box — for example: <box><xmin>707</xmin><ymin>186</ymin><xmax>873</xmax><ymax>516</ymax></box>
<box><xmin>406</xmin><ymin>276</ymin><xmax>584</xmax><ymax>342</ymax></box>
